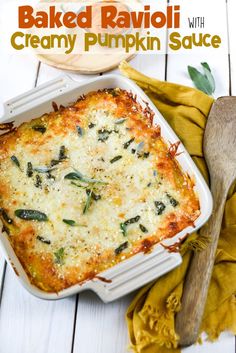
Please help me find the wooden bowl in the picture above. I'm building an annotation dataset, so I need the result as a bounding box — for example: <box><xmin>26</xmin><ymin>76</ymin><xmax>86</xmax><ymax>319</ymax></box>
<box><xmin>36</xmin><ymin>53</ymin><xmax>136</xmax><ymax>74</ymax></box>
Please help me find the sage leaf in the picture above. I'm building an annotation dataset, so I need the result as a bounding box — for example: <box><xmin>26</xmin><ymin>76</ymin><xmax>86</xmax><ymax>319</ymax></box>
<box><xmin>34</xmin><ymin>166</ymin><xmax>56</xmax><ymax>173</ymax></box>
<box><xmin>63</xmin><ymin>219</ymin><xmax>86</xmax><ymax>227</ymax></box>
<box><xmin>110</xmin><ymin>155</ymin><xmax>122</xmax><ymax>164</ymax></box>
<box><xmin>36</xmin><ymin>236</ymin><xmax>51</xmax><ymax>244</ymax></box>
<box><xmin>11</xmin><ymin>156</ymin><xmax>21</xmax><ymax>169</ymax></box>
<box><xmin>77</xmin><ymin>126</ymin><xmax>84</xmax><ymax>136</ymax></box>
<box><xmin>86</xmin><ymin>189</ymin><xmax>101</xmax><ymax>201</ymax></box>
<box><xmin>143</xmin><ymin>152</ymin><xmax>150</xmax><ymax>159</ymax></box>
<box><xmin>27</xmin><ymin>162</ymin><xmax>33</xmax><ymax>177</ymax></box>
<box><xmin>65</xmin><ymin>170</ymin><xmax>107</xmax><ymax>184</ymax></box>
<box><xmin>124</xmin><ymin>138</ymin><xmax>135</xmax><ymax>149</ymax></box>
<box><xmin>32</xmin><ymin>125</ymin><xmax>46</xmax><ymax>134</ymax></box>
<box><xmin>120</xmin><ymin>216</ymin><xmax>140</xmax><ymax>237</ymax></box>
<box><xmin>50</xmin><ymin>159</ymin><xmax>60</xmax><ymax>167</ymax></box>
<box><xmin>115</xmin><ymin>241</ymin><xmax>129</xmax><ymax>255</ymax></box>
<box><xmin>63</xmin><ymin>219</ymin><xmax>77</xmax><ymax>226</ymax></box>
<box><xmin>88</xmin><ymin>123</ymin><xmax>96</xmax><ymax>129</ymax></box>
<box><xmin>98</xmin><ymin>129</ymin><xmax>111</xmax><ymax>142</ymax></box>
<box><xmin>124</xmin><ymin>216</ymin><xmax>141</xmax><ymax>226</ymax></box>
<box><xmin>50</xmin><ymin>146</ymin><xmax>67</xmax><ymax>166</ymax></box>
<box><xmin>201</xmin><ymin>62</ymin><xmax>215</xmax><ymax>93</ymax></box>
<box><xmin>59</xmin><ymin>145</ymin><xmax>67</xmax><ymax>160</ymax></box>
<box><xmin>15</xmin><ymin>209</ymin><xmax>48</xmax><ymax>221</ymax></box>
<box><xmin>120</xmin><ymin>223</ymin><xmax>127</xmax><ymax>237</ymax></box>
<box><xmin>83</xmin><ymin>189</ymin><xmax>92</xmax><ymax>214</ymax></box>
<box><xmin>136</xmin><ymin>142</ymin><xmax>145</xmax><ymax>153</ymax></box>
<box><xmin>154</xmin><ymin>201</ymin><xmax>166</xmax><ymax>215</ymax></box>
<box><xmin>166</xmin><ymin>194</ymin><xmax>179</xmax><ymax>207</ymax></box>
<box><xmin>64</xmin><ymin>172</ymin><xmax>84</xmax><ymax>181</ymax></box>
<box><xmin>201</xmin><ymin>62</ymin><xmax>211</xmax><ymax>71</ymax></box>
<box><xmin>71</xmin><ymin>181</ymin><xmax>87</xmax><ymax>189</ymax></box>
<box><xmin>114</xmin><ymin>118</ymin><xmax>127</xmax><ymax>125</ymax></box>
<box><xmin>35</xmin><ymin>175</ymin><xmax>42</xmax><ymax>188</ymax></box>
<box><xmin>54</xmin><ymin>247</ymin><xmax>65</xmax><ymax>265</ymax></box>
<box><xmin>188</xmin><ymin>65</ymin><xmax>214</xmax><ymax>95</ymax></box>
<box><xmin>139</xmin><ymin>224</ymin><xmax>148</xmax><ymax>233</ymax></box>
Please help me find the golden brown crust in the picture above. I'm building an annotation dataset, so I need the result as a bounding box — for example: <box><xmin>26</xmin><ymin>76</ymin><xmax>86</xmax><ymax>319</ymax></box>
<box><xmin>0</xmin><ymin>89</ymin><xmax>200</xmax><ymax>292</ymax></box>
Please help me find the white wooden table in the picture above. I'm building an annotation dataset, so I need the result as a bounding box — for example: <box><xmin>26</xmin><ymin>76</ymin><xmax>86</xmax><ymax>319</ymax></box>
<box><xmin>0</xmin><ymin>0</ymin><xmax>235</xmax><ymax>352</ymax></box>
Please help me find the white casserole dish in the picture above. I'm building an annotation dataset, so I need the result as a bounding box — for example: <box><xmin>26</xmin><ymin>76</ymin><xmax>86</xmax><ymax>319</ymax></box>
<box><xmin>0</xmin><ymin>75</ymin><xmax>213</xmax><ymax>302</ymax></box>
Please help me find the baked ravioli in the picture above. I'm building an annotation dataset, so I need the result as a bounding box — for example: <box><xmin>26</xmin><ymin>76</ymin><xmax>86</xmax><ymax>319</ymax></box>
<box><xmin>0</xmin><ymin>89</ymin><xmax>200</xmax><ymax>292</ymax></box>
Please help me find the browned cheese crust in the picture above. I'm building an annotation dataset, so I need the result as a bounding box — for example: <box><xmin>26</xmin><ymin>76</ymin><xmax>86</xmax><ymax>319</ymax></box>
<box><xmin>0</xmin><ymin>89</ymin><xmax>200</xmax><ymax>292</ymax></box>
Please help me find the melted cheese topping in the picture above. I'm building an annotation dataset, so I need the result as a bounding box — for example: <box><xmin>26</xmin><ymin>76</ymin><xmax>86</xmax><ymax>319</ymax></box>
<box><xmin>0</xmin><ymin>89</ymin><xmax>200</xmax><ymax>292</ymax></box>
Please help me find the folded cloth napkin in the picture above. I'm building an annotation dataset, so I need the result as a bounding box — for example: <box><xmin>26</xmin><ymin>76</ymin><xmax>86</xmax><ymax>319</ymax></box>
<box><xmin>119</xmin><ymin>61</ymin><xmax>236</xmax><ymax>353</ymax></box>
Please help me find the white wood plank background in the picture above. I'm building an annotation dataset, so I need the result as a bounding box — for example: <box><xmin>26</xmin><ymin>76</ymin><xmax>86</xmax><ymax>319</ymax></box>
<box><xmin>0</xmin><ymin>0</ymin><xmax>235</xmax><ymax>352</ymax></box>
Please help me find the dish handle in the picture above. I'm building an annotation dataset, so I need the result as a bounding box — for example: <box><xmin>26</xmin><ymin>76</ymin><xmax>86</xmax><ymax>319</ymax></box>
<box><xmin>1</xmin><ymin>76</ymin><xmax>78</xmax><ymax>121</ymax></box>
<box><xmin>88</xmin><ymin>246</ymin><xmax>182</xmax><ymax>303</ymax></box>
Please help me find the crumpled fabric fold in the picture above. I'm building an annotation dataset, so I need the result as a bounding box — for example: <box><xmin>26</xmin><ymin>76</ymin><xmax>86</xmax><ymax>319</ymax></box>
<box><xmin>119</xmin><ymin>60</ymin><xmax>236</xmax><ymax>353</ymax></box>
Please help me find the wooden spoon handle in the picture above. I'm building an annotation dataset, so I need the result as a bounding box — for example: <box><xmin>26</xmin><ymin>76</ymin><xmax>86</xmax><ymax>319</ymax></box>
<box><xmin>175</xmin><ymin>177</ymin><xmax>229</xmax><ymax>346</ymax></box>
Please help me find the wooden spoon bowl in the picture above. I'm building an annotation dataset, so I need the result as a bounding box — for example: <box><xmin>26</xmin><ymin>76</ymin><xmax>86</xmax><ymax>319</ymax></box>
<box><xmin>176</xmin><ymin>97</ymin><xmax>236</xmax><ymax>346</ymax></box>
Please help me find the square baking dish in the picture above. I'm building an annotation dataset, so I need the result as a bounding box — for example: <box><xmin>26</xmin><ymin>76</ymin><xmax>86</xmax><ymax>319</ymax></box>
<box><xmin>0</xmin><ymin>75</ymin><xmax>213</xmax><ymax>302</ymax></box>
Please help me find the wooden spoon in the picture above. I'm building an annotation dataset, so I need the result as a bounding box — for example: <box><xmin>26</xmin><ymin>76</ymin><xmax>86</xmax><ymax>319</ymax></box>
<box><xmin>175</xmin><ymin>97</ymin><xmax>236</xmax><ymax>346</ymax></box>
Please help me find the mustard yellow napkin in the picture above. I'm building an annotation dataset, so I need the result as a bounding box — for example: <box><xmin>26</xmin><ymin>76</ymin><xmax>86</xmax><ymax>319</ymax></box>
<box><xmin>119</xmin><ymin>61</ymin><xmax>236</xmax><ymax>353</ymax></box>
